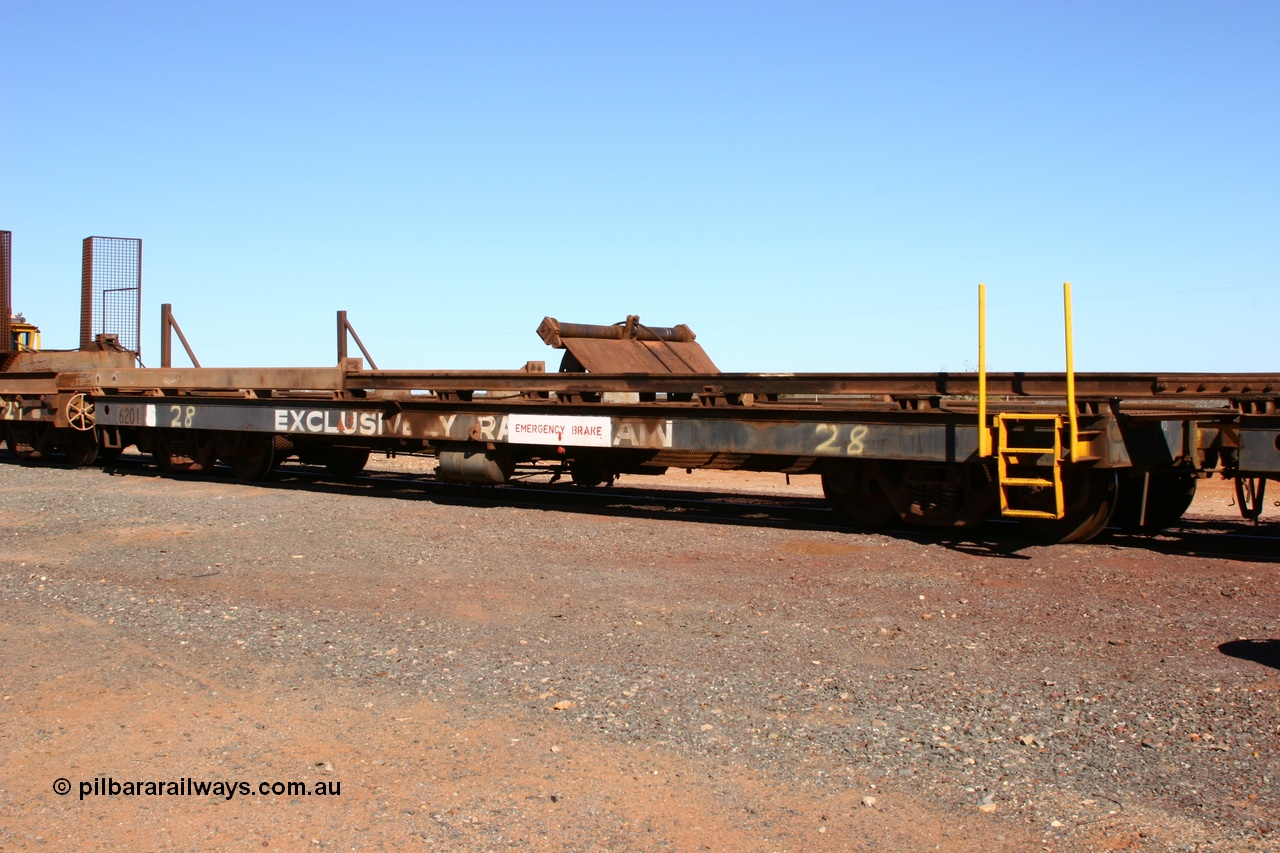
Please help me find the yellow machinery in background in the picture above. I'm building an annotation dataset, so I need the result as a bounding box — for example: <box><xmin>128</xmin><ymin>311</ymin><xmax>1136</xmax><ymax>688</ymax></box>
<box><xmin>10</xmin><ymin>316</ymin><xmax>40</xmax><ymax>351</ymax></box>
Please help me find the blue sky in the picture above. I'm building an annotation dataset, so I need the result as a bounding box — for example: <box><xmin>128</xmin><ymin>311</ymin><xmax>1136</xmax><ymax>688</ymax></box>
<box><xmin>4</xmin><ymin>1</ymin><xmax>1276</xmax><ymax>372</ymax></box>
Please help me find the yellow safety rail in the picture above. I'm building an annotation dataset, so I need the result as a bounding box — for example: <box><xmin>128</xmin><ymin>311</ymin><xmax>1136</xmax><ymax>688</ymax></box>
<box><xmin>981</xmin><ymin>281</ymin><xmax>1084</xmax><ymax>520</ymax></box>
<box><xmin>1063</xmin><ymin>281</ymin><xmax>1079</xmax><ymax>462</ymax></box>
<box><xmin>977</xmin><ymin>283</ymin><xmax>990</xmax><ymax>457</ymax></box>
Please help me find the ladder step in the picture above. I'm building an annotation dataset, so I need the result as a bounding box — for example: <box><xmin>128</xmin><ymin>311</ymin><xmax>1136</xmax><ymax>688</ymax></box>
<box><xmin>1001</xmin><ymin>477</ymin><xmax>1056</xmax><ymax>488</ymax></box>
<box><xmin>1000</xmin><ymin>446</ymin><xmax>1057</xmax><ymax>455</ymax></box>
<box><xmin>1001</xmin><ymin>508</ymin><xmax>1062</xmax><ymax>520</ymax></box>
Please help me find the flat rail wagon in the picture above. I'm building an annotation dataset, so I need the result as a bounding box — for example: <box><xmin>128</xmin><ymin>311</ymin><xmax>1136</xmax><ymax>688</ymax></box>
<box><xmin>2</xmin><ymin>231</ymin><xmax>1277</xmax><ymax>543</ymax></box>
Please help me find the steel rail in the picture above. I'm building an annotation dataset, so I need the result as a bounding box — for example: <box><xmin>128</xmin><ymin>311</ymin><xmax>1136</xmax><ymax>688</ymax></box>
<box><xmin>34</xmin><ymin>366</ymin><xmax>1280</xmax><ymax>401</ymax></box>
<box><xmin>83</xmin><ymin>454</ymin><xmax>1280</xmax><ymax>552</ymax></box>
<box><xmin>349</xmin><ymin>370</ymin><xmax>1280</xmax><ymax>399</ymax></box>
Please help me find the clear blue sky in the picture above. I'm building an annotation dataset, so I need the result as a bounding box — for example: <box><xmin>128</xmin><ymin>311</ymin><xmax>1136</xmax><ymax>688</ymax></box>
<box><xmin>4</xmin><ymin>1</ymin><xmax>1276</xmax><ymax>372</ymax></box>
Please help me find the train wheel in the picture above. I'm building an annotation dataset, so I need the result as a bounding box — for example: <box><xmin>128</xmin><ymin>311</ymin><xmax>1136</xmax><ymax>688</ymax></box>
<box><xmin>325</xmin><ymin>447</ymin><xmax>370</xmax><ymax>479</ymax></box>
<box><xmin>569</xmin><ymin>459</ymin><xmax>613</xmax><ymax>487</ymax></box>
<box><xmin>1235</xmin><ymin>477</ymin><xmax>1268</xmax><ymax>522</ymax></box>
<box><xmin>218</xmin><ymin>433</ymin><xmax>276</xmax><ymax>481</ymax></box>
<box><xmin>822</xmin><ymin>459</ymin><xmax>898</xmax><ymax>529</ymax></box>
<box><xmin>1113</xmin><ymin>470</ymin><xmax>1197</xmax><ymax>532</ymax></box>
<box><xmin>156</xmin><ymin>430</ymin><xmax>215</xmax><ymax>473</ymax></box>
<box><xmin>59</xmin><ymin>429</ymin><xmax>99</xmax><ymax>468</ymax></box>
<box><xmin>1018</xmin><ymin>468</ymin><xmax>1119</xmax><ymax>543</ymax></box>
<box><xmin>5</xmin><ymin>423</ymin><xmax>53</xmax><ymax>460</ymax></box>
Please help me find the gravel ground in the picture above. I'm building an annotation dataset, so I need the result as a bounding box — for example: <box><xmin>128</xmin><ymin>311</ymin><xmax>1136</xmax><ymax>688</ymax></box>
<box><xmin>0</xmin><ymin>456</ymin><xmax>1277</xmax><ymax>851</ymax></box>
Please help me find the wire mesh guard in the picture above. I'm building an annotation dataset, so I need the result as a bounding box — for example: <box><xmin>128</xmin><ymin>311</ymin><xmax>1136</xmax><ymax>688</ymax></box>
<box><xmin>1</xmin><ymin>230</ymin><xmax>12</xmax><ymax>353</ymax></box>
<box><xmin>81</xmin><ymin>236</ymin><xmax>142</xmax><ymax>354</ymax></box>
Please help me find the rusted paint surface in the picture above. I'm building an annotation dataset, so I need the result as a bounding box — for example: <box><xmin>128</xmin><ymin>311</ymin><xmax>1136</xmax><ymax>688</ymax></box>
<box><xmin>537</xmin><ymin>316</ymin><xmax>718</xmax><ymax>373</ymax></box>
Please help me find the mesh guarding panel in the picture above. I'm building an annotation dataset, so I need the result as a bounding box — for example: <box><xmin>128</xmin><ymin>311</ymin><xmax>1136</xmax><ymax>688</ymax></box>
<box><xmin>80</xmin><ymin>236</ymin><xmax>142</xmax><ymax>354</ymax></box>
<box><xmin>1</xmin><ymin>231</ymin><xmax>11</xmax><ymax>353</ymax></box>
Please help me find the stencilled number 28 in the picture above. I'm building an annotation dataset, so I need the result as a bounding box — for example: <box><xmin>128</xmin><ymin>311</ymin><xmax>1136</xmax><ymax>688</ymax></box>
<box><xmin>815</xmin><ymin>423</ymin><xmax>868</xmax><ymax>455</ymax></box>
<box><xmin>169</xmin><ymin>405</ymin><xmax>196</xmax><ymax>428</ymax></box>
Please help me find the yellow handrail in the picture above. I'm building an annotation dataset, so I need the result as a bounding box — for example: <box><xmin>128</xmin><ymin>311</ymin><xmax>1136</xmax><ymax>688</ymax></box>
<box><xmin>1063</xmin><ymin>281</ymin><xmax>1079</xmax><ymax>462</ymax></box>
<box><xmin>978</xmin><ymin>282</ymin><xmax>989</xmax><ymax>457</ymax></box>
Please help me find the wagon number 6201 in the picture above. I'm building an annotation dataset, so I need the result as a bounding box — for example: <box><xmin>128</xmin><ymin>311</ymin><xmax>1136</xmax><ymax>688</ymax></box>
<box><xmin>815</xmin><ymin>423</ymin><xmax>868</xmax><ymax>455</ymax></box>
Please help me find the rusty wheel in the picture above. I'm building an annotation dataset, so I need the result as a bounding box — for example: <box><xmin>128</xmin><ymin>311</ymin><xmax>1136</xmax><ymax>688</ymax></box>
<box><xmin>65</xmin><ymin>393</ymin><xmax>96</xmax><ymax>432</ymax></box>
<box><xmin>1018</xmin><ymin>468</ymin><xmax>1119</xmax><ymax>543</ymax></box>
<box><xmin>4</xmin><ymin>423</ymin><xmax>53</xmax><ymax>460</ymax></box>
<box><xmin>218</xmin><ymin>433</ymin><xmax>276</xmax><ymax>481</ymax></box>
<box><xmin>1113</xmin><ymin>470</ymin><xmax>1197</xmax><ymax>532</ymax></box>
<box><xmin>569</xmin><ymin>459</ymin><xmax>613</xmax><ymax>487</ymax></box>
<box><xmin>59</xmin><ymin>429</ymin><xmax>99</xmax><ymax>468</ymax></box>
<box><xmin>155</xmin><ymin>430</ymin><xmax>216</xmax><ymax>474</ymax></box>
<box><xmin>822</xmin><ymin>459</ymin><xmax>898</xmax><ymax>529</ymax></box>
<box><xmin>325</xmin><ymin>447</ymin><xmax>370</xmax><ymax>479</ymax></box>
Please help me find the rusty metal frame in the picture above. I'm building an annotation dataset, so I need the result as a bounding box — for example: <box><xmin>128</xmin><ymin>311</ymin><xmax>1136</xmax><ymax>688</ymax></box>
<box><xmin>160</xmin><ymin>303</ymin><xmax>202</xmax><ymax>368</ymax></box>
<box><xmin>336</xmin><ymin>311</ymin><xmax>378</xmax><ymax>370</ymax></box>
<box><xmin>81</xmin><ymin>236</ymin><xmax>142</xmax><ymax>355</ymax></box>
<box><xmin>1</xmin><ymin>230</ymin><xmax>11</xmax><ymax>357</ymax></box>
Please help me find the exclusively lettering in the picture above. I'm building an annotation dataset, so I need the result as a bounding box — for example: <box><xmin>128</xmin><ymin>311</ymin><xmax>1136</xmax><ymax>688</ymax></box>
<box><xmin>272</xmin><ymin>409</ymin><xmax>384</xmax><ymax>436</ymax></box>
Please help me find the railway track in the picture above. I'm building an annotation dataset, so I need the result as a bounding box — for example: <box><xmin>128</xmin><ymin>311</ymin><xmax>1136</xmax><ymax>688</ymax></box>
<box><xmin>45</xmin><ymin>453</ymin><xmax>1280</xmax><ymax>563</ymax></box>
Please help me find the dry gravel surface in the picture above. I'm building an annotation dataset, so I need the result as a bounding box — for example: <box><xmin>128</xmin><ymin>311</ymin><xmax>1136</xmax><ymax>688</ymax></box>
<box><xmin>1</xmin><ymin>454</ymin><xmax>1278</xmax><ymax>852</ymax></box>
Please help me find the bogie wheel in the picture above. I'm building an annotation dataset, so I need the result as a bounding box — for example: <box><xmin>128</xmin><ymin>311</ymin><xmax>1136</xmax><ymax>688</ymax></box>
<box><xmin>1235</xmin><ymin>477</ymin><xmax>1268</xmax><ymax>522</ymax></box>
<box><xmin>1018</xmin><ymin>468</ymin><xmax>1119</xmax><ymax>543</ymax></box>
<box><xmin>569</xmin><ymin>459</ymin><xmax>613</xmax><ymax>487</ymax></box>
<box><xmin>325</xmin><ymin>447</ymin><xmax>370</xmax><ymax>479</ymax></box>
<box><xmin>1113</xmin><ymin>470</ymin><xmax>1197</xmax><ymax>532</ymax></box>
<box><xmin>5</xmin><ymin>423</ymin><xmax>53</xmax><ymax>461</ymax></box>
<box><xmin>58</xmin><ymin>429</ymin><xmax>99</xmax><ymax>468</ymax></box>
<box><xmin>822</xmin><ymin>459</ymin><xmax>898</xmax><ymax>529</ymax></box>
<box><xmin>156</xmin><ymin>430</ymin><xmax>216</xmax><ymax>474</ymax></box>
<box><xmin>218</xmin><ymin>433</ymin><xmax>277</xmax><ymax>481</ymax></box>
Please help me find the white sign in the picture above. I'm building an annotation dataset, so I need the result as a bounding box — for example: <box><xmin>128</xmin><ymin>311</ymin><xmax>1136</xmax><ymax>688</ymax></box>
<box><xmin>507</xmin><ymin>414</ymin><xmax>612</xmax><ymax>447</ymax></box>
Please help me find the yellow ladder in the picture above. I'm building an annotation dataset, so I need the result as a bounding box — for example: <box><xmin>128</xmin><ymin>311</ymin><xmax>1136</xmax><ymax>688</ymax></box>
<box><xmin>996</xmin><ymin>413</ymin><xmax>1065</xmax><ymax>520</ymax></box>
